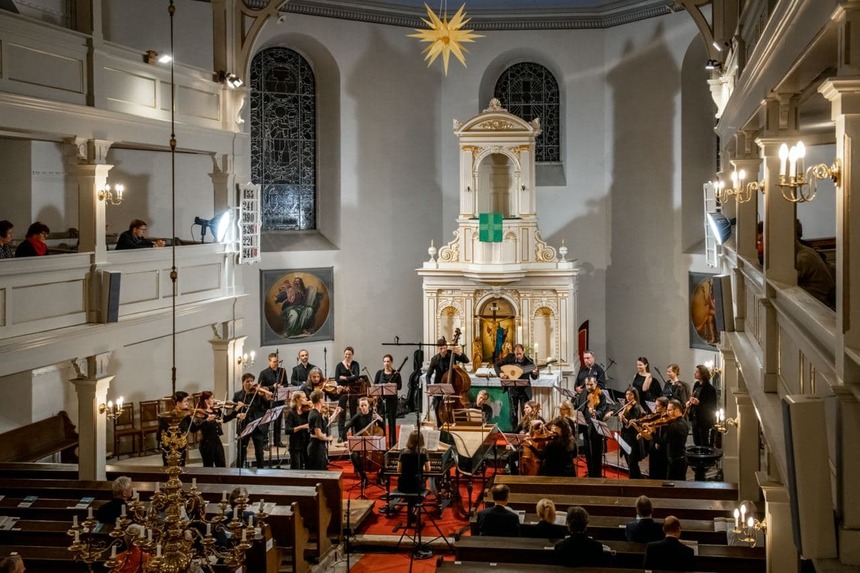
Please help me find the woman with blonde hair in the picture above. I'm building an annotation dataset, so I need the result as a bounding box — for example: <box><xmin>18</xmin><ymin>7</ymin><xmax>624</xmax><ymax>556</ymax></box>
<box><xmin>524</xmin><ymin>498</ymin><xmax>568</xmax><ymax>539</ymax></box>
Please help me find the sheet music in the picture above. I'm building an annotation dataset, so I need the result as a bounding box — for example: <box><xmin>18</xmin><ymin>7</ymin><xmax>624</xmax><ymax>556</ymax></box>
<box><xmin>614</xmin><ymin>432</ymin><xmax>632</xmax><ymax>455</ymax></box>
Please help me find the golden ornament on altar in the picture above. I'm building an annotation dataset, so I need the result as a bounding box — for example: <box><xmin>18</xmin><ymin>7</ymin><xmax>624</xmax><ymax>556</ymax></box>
<box><xmin>408</xmin><ymin>3</ymin><xmax>483</xmax><ymax>75</ymax></box>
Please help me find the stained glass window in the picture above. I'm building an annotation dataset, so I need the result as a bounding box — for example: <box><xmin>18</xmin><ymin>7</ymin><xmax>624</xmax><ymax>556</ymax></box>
<box><xmin>494</xmin><ymin>63</ymin><xmax>560</xmax><ymax>162</ymax></box>
<box><xmin>250</xmin><ymin>48</ymin><xmax>316</xmax><ymax>231</ymax></box>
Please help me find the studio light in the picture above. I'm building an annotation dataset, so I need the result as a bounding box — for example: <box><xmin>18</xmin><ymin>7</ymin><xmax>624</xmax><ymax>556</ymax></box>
<box><xmin>144</xmin><ymin>50</ymin><xmax>172</xmax><ymax>65</ymax></box>
<box><xmin>194</xmin><ymin>211</ymin><xmax>232</xmax><ymax>243</ymax></box>
<box><xmin>707</xmin><ymin>212</ymin><xmax>733</xmax><ymax>245</ymax></box>
<box><xmin>216</xmin><ymin>71</ymin><xmax>244</xmax><ymax>89</ymax></box>
<box><xmin>705</xmin><ymin>59</ymin><xmax>722</xmax><ymax>71</ymax></box>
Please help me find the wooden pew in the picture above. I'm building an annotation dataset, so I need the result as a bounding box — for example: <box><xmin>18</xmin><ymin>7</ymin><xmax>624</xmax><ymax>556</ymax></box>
<box><xmin>0</xmin><ymin>412</ymin><xmax>78</xmax><ymax>463</ymax></box>
<box><xmin>492</xmin><ymin>475</ymin><xmax>738</xmax><ymax>501</ymax></box>
<box><xmin>438</xmin><ymin>562</ymin><xmax>692</xmax><ymax>573</ymax></box>
<box><xmin>455</xmin><ymin>536</ymin><xmax>765</xmax><ymax>572</ymax></box>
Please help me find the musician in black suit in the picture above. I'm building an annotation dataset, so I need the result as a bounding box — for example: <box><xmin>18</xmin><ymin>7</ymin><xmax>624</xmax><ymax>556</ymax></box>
<box><xmin>575</xmin><ymin>350</ymin><xmax>606</xmax><ymax>392</ymax></box>
<box><xmin>335</xmin><ymin>346</ymin><xmax>361</xmax><ymax>443</ymax></box>
<box><xmin>495</xmin><ymin>344</ymin><xmax>538</xmax><ymax>429</ymax></box>
<box><xmin>476</xmin><ymin>484</ymin><xmax>520</xmax><ymax>537</ymax></box>
<box><xmin>665</xmin><ymin>400</ymin><xmax>690</xmax><ymax>481</ymax></box>
<box><xmin>687</xmin><ymin>364</ymin><xmax>718</xmax><ymax>447</ymax></box>
<box><xmin>426</xmin><ymin>337</ymin><xmax>469</xmax><ymax>427</ymax></box>
<box><xmin>553</xmin><ymin>506</ymin><xmax>608</xmax><ymax>567</ymax></box>
<box><xmin>290</xmin><ymin>349</ymin><xmax>316</xmax><ymax>386</ymax></box>
<box><xmin>625</xmin><ymin>495</ymin><xmax>665</xmax><ymax>543</ymax></box>
<box><xmin>643</xmin><ymin>516</ymin><xmax>695</xmax><ymax>571</ymax></box>
<box><xmin>374</xmin><ymin>354</ymin><xmax>403</xmax><ymax>447</ymax></box>
<box><xmin>259</xmin><ymin>352</ymin><xmax>288</xmax><ymax>448</ymax></box>
<box><xmin>574</xmin><ymin>376</ymin><xmax>608</xmax><ymax>477</ymax></box>
<box><xmin>224</xmin><ymin>373</ymin><xmax>272</xmax><ymax>468</ymax></box>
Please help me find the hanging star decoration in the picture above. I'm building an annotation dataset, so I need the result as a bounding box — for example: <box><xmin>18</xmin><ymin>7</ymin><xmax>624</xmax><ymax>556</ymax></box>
<box><xmin>408</xmin><ymin>3</ymin><xmax>483</xmax><ymax>75</ymax></box>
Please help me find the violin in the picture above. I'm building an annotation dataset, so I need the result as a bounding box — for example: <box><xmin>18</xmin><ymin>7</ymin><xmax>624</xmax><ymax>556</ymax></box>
<box><xmin>192</xmin><ymin>408</ymin><xmax>218</xmax><ymax>421</ymax></box>
<box><xmin>586</xmin><ymin>387</ymin><xmax>602</xmax><ymax>411</ymax></box>
<box><xmin>247</xmin><ymin>384</ymin><xmax>273</xmax><ymax>399</ymax></box>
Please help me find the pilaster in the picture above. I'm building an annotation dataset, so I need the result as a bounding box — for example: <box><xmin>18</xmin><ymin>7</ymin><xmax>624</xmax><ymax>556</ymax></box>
<box><xmin>66</xmin><ymin>138</ymin><xmax>114</xmax><ymax>264</ymax></box>
<box><xmin>721</xmin><ymin>348</ymin><xmax>740</xmax><ymax>483</ymax></box>
<box><xmin>210</xmin><ymin>323</ymin><xmax>245</xmax><ymax>466</ymax></box>
<box><xmin>70</xmin><ymin>354</ymin><xmax>114</xmax><ymax>481</ymax></box>
<box><xmin>756</xmin><ymin>136</ymin><xmax>796</xmax><ymax>287</ymax></box>
<box><xmin>736</xmin><ymin>392</ymin><xmax>761</xmax><ymax>502</ymax></box>
<box><xmin>756</xmin><ymin>472</ymin><xmax>799</xmax><ymax>573</ymax></box>
<box><xmin>730</xmin><ymin>150</ymin><xmax>762</xmax><ymax>263</ymax></box>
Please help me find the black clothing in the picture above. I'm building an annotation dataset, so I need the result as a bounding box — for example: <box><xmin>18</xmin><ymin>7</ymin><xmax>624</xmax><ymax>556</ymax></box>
<box><xmin>648</xmin><ymin>424</ymin><xmax>668</xmax><ymax>479</ymax></box>
<box><xmin>470</xmin><ymin>401</ymin><xmax>493</xmax><ymax>424</ymax></box>
<box><xmin>156</xmin><ymin>412</ymin><xmax>191</xmax><ymax>466</ymax></box>
<box><xmin>374</xmin><ymin>369</ymin><xmax>402</xmax><ymax>448</ymax></box>
<box><xmin>574</xmin><ymin>390</ymin><xmax>608</xmax><ymax>477</ymax></box>
<box><xmin>224</xmin><ymin>389</ymin><xmax>270</xmax><ymax>468</ymax></box>
<box><xmin>619</xmin><ymin>402</ymin><xmax>645</xmax><ymax>479</ymax></box>
<box><xmin>530</xmin><ymin>438</ymin><xmax>575</xmax><ymax>477</ymax></box>
<box><xmin>665</xmin><ymin>417</ymin><xmax>690</xmax><ymax>480</ymax></box>
<box><xmin>284</xmin><ymin>408</ymin><xmax>310</xmax><ymax>470</ymax></box>
<box><xmin>194</xmin><ymin>416</ymin><xmax>226</xmax><ymax>467</ymax></box>
<box><xmin>397</xmin><ymin>449</ymin><xmax>429</xmax><ymax>494</ymax></box>
<box><xmin>643</xmin><ymin>536</ymin><xmax>695</xmax><ymax>571</ymax></box>
<box><xmin>524</xmin><ymin>520</ymin><xmax>568</xmax><ymax>540</ymax></box>
<box><xmin>475</xmin><ymin>504</ymin><xmax>520</xmax><ymax>537</ymax></box>
<box><xmin>96</xmin><ymin>498</ymin><xmax>127</xmax><ymax>525</ymax></box>
<box><xmin>632</xmin><ymin>373</ymin><xmax>662</xmax><ymax>409</ymax></box>
<box><xmin>306</xmin><ymin>408</ymin><xmax>329</xmax><ymax>470</ymax></box>
<box><xmin>625</xmin><ymin>517</ymin><xmax>665</xmax><ymax>544</ymax></box>
<box><xmin>553</xmin><ymin>532</ymin><xmax>607</xmax><ymax>567</ymax></box>
<box><xmin>575</xmin><ymin>363</ymin><xmax>606</xmax><ymax>390</ymax></box>
<box><xmin>259</xmin><ymin>366</ymin><xmax>288</xmax><ymax>443</ymax></box>
<box><xmin>115</xmin><ymin>230</ymin><xmax>155</xmax><ymax>249</ymax></box>
<box><xmin>290</xmin><ymin>362</ymin><xmax>317</xmax><ymax>386</ymax></box>
<box><xmin>663</xmin><ymin>379</ymin><xmax>691</xmax><ymax>411</ymax></box>
<box><xmin>15</xmin><ymin>239</ymin><xmax>44</xmax><ymax>257</ymax></box>
<box><xmin>426</xmin><ymin>351</ymin><xmax>470</xmax><ymax>385</ymax></box>
<box><xmin>495</xmin><ymin>353</ymin><xmax>538</xmax><ymax>429</ymax></box>
<box><xmin>335</xmin><ymin>361</ymin><xmax>361</xmax><ymax>439</ymax></box>
<box><xmin>689</xmin><ymin>380</ymin><xmax>718</xmax><ymax>446</ymax></box>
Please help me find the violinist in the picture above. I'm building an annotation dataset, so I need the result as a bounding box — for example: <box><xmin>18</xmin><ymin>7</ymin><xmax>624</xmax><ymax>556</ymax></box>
<box><xmin>687</xmin><ymin>364</ymin><xmax>717</xmax><ymax>447</ymax></box>
<box><xmin>508</xmin><ymin>400</ymin><xmax>544</xmax><ymax>475</ymax></box>
<box><xmin>290</xmin><ymin>349</ymin><xmax>317</xmax><ymax>387</ymax></box>
<box><xmin>192</xmin><ymin>391</ymin><xmax>226</xmax><ymax>467</ymax></box>
<box><xmin>648</xmin><ymin>397</ymin><xmax>670</xmax><ymax>479</ymax></box>
<box><xmin>525</xmin><ymin>418</ymin><xmax>576</xmax><ymax>477</ymax></box>
<box><xmin>574</xmin><ymin>376</ymin><xmax>607</xmax><ymax>478</ymax></box>
<box><xmin>374</xmin><ymin>354</ymin><xmax>402</xmax><ymax>448</ymax></box>
<box><xmin>224</xmin><ymin>373</ymin><xmax>271</xmax><ymax>468</ymax></box>
<box><xmin>300</xmin><ymin>366</ymin><xmax>323</xmax><ymax>397</ymax></box>
<box><xmin>632</xmin><ymin>357</ymin><xmax>662</xmax><ymax>411</ymax></box>
<box><xmin>157</xmin><ymin>391</ymin><xmax>192</xmax><ymax>466</ymax></box>
<box><xmin>607</xmin><ymin>387</ymin><xmax>645</xmax><ymax>479</ymax></box>
<box><xmin>343</xmin><ymin>397</ymin><xmax>385</xmax><ymax>487</ymax></box>
<box><xmin>259</xmin><ymin>352</ymin><xmax>288</xmax><ymax>449</ymax></box>
<box><xmin>307</xmin><ymin>389</ymin><xmax>340</xmax><ymax>470</ymax></box>
<box><xmin>495</xmin><ymin>343</ymin><xmax>538</xmax><ymax>430</ymax></box>
<box><xmin>335</xmin><ymin>346</ymin><xmax>361</xmax><ymax>444</ymax></box>
<box><xmin>663</xmin><ymin>364</ymin><xmax>690</xmax><ymax>412</ymax></box>
<box><xmin>284</xmin><ymin>390</ymin><xmax>311</xmax><ymax>469</ymax></box>
<box><xmin>665</xmin><ymin>399</ymin><xmax>689</xmax><ymax>480</ymax></box>
<box><xmin>426</xmin><ymin>337</ymin><xmax>469</xmax><ymax>426</ymax></box>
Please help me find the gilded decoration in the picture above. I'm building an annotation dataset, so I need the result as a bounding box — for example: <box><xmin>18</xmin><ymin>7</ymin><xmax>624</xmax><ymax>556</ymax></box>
<box><xmin>534</xmin><ymin>231</ymin><xmax>557</xmax><ymax>262</ymax></box>
<box><xmin>438</xmin><ymin>230</ymin><xmax>461</xmax><ymax>262</ymax></box>
<box><xmin>475</xmin><ymin>119</ymin><xmax>516</xmax><ymax>131</ymax></box>
<box><xmin>484</xmin><ymin>98</ymin><xmax>506</xmax><ymax>112</ymax></box>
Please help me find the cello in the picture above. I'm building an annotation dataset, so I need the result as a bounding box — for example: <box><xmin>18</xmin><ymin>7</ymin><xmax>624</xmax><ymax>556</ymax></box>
<box><xmin>520</xmin><ymin>421</ymin><xmax>553</xmax><ymax>476</ymax></box>
<box><xmin>437</xmin><ymin>328</ymin><xmax>472</xmax><ymax>424</ymax></box>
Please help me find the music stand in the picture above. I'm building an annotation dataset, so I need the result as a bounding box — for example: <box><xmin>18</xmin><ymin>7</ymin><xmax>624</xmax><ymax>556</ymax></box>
<box><xmin>552</xmin><ymin>383</ymin><xmax>577</xmax><ymax>403</ymax></box>
<box><xmin>237</xmin><ymin>417</ymin><xmax>263</xmax><ymax>471</ymax></box>
<box><xmin>591</xmin><ymin>418</ymin><xmax>613</xmax><ymax>478</ymax></box>
<box><xmin>347</xmin><ymin>435</ymin><xmax>385</xmax><ymax>499</ymax></box>
<box><xmin>369</xmin><ymin>383</ymin><xmax>397</xmax><ymax>445</ymax></box>
<box><xmin>426</xmin><ymin>383</ymin><xmax>455</xmax><ymax>426</ymax></box>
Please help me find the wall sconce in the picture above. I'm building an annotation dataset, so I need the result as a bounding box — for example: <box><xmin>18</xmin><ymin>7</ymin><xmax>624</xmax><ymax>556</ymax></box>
<box><xmin>711</xmin><ymin>168</ymin><xmax>757</xmax><ymax>204</ymax></box>
<box><xmin>99</xmin><ymin>397</ymin><xmax>125</xmax><ymax>421</ymax></box>
<box><xmin>98</xmin><ymin>183</ymin><xmax>125</xmax><ymax>206</ymax></box>
<box><xmin>144</xmin><ymin>50</ymin><xmax>172</xmax><ymax>65</ymax></box>
<box><xmin>732</xmin><ymin>502</ymin><xmax>767</xmax><ymax>547</ymax></box>
<box><xmin>777</xmin><ymin>141</ymin><xmax>841</xmax><ymax>203</ymax></box>
<box><xmin>237</xmin><ymin>351</ymin><xmax>256</xmax><ymax>369</ymax></box>
<box><xmin>216</xmin><ymin>71</ymin><xmax>244</xmax><ymax>89</ymax></box>
<box><xmin>713</xmin><ymin>407</ymin><xmax>738</xmax><ymax>434</ymax></box>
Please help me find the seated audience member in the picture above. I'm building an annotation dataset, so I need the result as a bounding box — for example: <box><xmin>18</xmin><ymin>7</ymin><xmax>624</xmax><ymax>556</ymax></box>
<box><xmin>523</xmin><ymin>498</ymin><xmax>567</xmax><ymax>539</ymax></box>
<box><xmin>0</xmin><ymin>555</ymin><xmax>24</xmax><ymax>573</ymax></box>
<box><xmin>553</xmin><ymin>505</ymin><xmax>607</xmax><ymax>567</ymax></box>
<box><xmin>643</xmin><ymin>515</ymin><xmax>695</xmax><ymax>572</ymax></box>
<box><xmin>796</xmin><ymin>236</ymin><xmax>835</xmax><ymax>308</ymax></box>
<box><xmin>116</xmin><ymin>219</ymin><xmax>165</xmax><ymax>250</ymax></box>
<box><xmin>625</xmin><ymin>495</ymin><xmax>664</xmax><ymax>543</ymax></box>
<box><xmin>0</xmin><ymin>220</ymin><xmax>14</xmax><ymax>259</ymax></box>
<box><xmin>476</xmin><ymin>484</ymin><xmax>520</xmax><ymax>537</ymax></box>
<box><xmin>114</xmin><ymin>523</ymin><xmax>151</xmax><ymax>573</ymax></box>
<box><xmin>15</xmin><ymin>221</ymin><xmax>49</xmax><ymax>257</ymax></box>
<box><xmin>97</xmin><ymin>475</ymin><xmax>133</xmax><ymax>525</ymax></box>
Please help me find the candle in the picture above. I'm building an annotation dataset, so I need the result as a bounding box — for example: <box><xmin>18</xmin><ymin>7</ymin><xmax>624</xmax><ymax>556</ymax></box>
<box><xmin>788</xmin><ymin>146</ymin><xmax>798</xmax><ymax>179</ymax></box>
<box><xmin>796</xmin><ymin>141</ymin><xmax>806</xmax><ymax>178</ymax></box>
<box><xmin>121</xmin><ymin>504</ymin><xmax>126</xmax><ymax>517</ymax></box>
<box><xmin>148</xmin><ymin>529</ymin><xmax>153</xmax><ymax>542</ymax></box>
<box><xmin>534</xmin><ymin>343</ymin><xmax>539</xmax><ymax>359</ymax></box>
<box><xmin>73</xmin><ymin>515</ymin><xmax>78</xmax><ymax>528</ymax></box>
<box><xmin>156</xmin><ymin>543</ymin><xmax>162</xmax><ymax>558</ymax></box>
<box><xmin>222</xmin><ymin>490</ymin><xmax>228</xmax><ymax>502</ymax></box>
<box><xmin>733</xmin><ymin>508</ymin><xmax>739</xmax><ymax>530</ymax></box>
<box><xmin>88</xmin><ymin>506</ymin><xmax>94</xmax><ymax>519</ymax></box>
<box><xmin>249</xmin><ymin>515</ymin><xmax>254</xmax><ymax>527</ymax></box>
<box><xmin>139</xmin><ymin>527</ymin><xmax>145</xmax><ymax>539</ymax></box>
<box><xmin>155</xmin><ymin>482</ymin><xmax>160</xmax><ymax>493</ymax></box>
<box><xmin>206</xmin><ymin>523</ymin><xmax>212</xmax><ymax>537</ymax></box>
<box><xmin>111</xmin><ymin>545</ymin><xmax>117</xmax><ymax>558</ymax></box>
<box><xmin>517</xmin><ymin>326</ymin><xmax>522</xmax><ymax>343</ymax></box>
<box><xmin>132</xmin><ymin>489</ymin><xmax>138</xmax><ymax>501</ymax></box>
<box><xmin>74</xmin><ymin>530</ymin><xmax>80</xmax><ymax>543</ymax></box>
<box><xmin>747</xmin><ymin>516</ymin><xmax>754</xmax><ymax>538</ymax></box>
<box><xmin>258</xmin><ymin>499</ymin><xmax>265</xmax><ymax>512</ymax></box>
<box><xmin>116</xmin><ymin>518</ymin><xmax>121</xmax><ymax>530</ymax></box>
<box><xmin>192</xmin><ymin>478</ymin><xmax>197</xmax><ymax>489</ymax></box>
<box><xmin>242</xmin><ymin>529</ymin><xmax>247</xmax><ymax>541</ymax></box>
<box><xmin>779</xmin><ymin>143</ymin><xmax>788</xmax><ymax>177</ymax></box>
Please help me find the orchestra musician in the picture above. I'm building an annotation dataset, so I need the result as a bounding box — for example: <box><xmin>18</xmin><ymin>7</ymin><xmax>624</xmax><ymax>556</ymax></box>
<box><xmin>575</xmin><ymin>350</ymin><xmax>606</xmax><ymax>392</ymax></box>
<box><xmin>508</xmin><ymin>400</ymin><xmax>544</xmax><ymax>475</ymax></box>
<box><xmin>290</xmin><ymin>349</ymin><xmax>317</xmax><ymax>386</ymax></box>
<box><xmin>426</xmin><ymin>337</ymin><xmax>469</xmax><ymax>426</ymax></box>
<box><xmin>525</xmin><ymin>418</ymin><xmax>576</xmax><ymax>477</ymax></box>
<box><xmin>224</xmin><ymin>373</ymin><xmax>272</xmax><ymax>468</ymax></box>
<box><xmin>284</xmin><ymin>390</ymin><xmax>311</xmax><ymax>469</ymax></box>
<box><xmin>632</xmin><ymin>357</ymin><xmax>662</xmax><ymax>411</ymax></box>
<box><xmin>663</xmin><ymin>364</ymin><xmax>691</xmax><ymax>412</ymax></box>
<box><xmin>156</xmin><ymin>390</ymin><xmax>192</xmax><ymax>466</ymax></box>
<box><xmin>647</xmin><ymin>397</ymin><xmax>670</xmax><ymax>479</ymax></box>
<box><xmin>192</xmin><ymin>391</ymin><xmax>226</xmax><ymax>467</ymax></box>
<box><xmin>687</xmin><ymin>364</ymin><xmax>717</xmax><ymax>447</ymax></box>
<box><xmin>665</xmin><ymin>399</ymin><xmax>690</xmax><ymax>480</ymax></box>
<box><xmin>574</xmin><ymin>376</ymin><xmax>608</xmax><ymax>477</ymax></box>
<box><xmin>495</xmin><ymin>343</ymin><xmax>539</xmax><ymax>429</ymax></box>
<box><xmin>307</xmin><ymin>389</ymin><xmax>340</xmax><ymax>470</ymax></box>
<box><xmin>343</xmin><ymin>397</ymin><xmax>385</xmax><ymax>487</ymax></box>
<box><xmin>374</xmin><ymin>354</ymin><xmax>402</xmax><ymax>448</ymax></box>
<box><xmin>608</xmin><ymin>387</ymin><xmax>645</xmax><ymax>479</ymax></box>
<box><xmin>471</xmin><ymin>389</ymin><xmax>493</xmax><ymax>424</ymax></box>
<box><xmin>335</xmin><ymin>346</ymin><xmax>361</xmax><ymax>443</ymax></box>
<box><xmin>259</xmin><ymin>352</ymin><xmax>287</xmax><ymax>448</ymax></box>
<box><xmin>300</xmin><ymin>366</ymin><xmax>323</xmax><ymax>398</ymax></box>
<box><xmin>397</xmin><ymin>429</ymin><xmax>431</xmax><ymax>527</ymax></box>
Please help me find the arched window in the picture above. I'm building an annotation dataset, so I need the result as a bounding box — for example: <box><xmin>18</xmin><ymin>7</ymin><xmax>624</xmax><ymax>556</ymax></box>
<box><xmin>494</xmin><ymin>63</ymin><xmax>560</xmax><ymax>162</ymax></box>
<box><xmin>250</xmin><ymin>47</ymin><xmax>316</xmax><ymax>231</ymax></box>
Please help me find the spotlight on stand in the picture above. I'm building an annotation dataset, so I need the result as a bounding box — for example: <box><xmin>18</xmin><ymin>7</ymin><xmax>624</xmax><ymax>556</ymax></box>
<box><xmin>193</xmin><ymin>211</ymin><xmax>232</xmax><ymax>243</ymax></box>
<box><xmin>706</xmin><ymin>212</ymin><xmax>734</xmax><ymax>245</ymax></box>
<box><xmin>216</xmin><ymin>71</ymin><xmax>244</xmax><ymax>89</ymax></box>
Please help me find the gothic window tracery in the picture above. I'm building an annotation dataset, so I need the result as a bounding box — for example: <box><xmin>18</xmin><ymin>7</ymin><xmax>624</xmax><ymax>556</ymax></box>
<box><xmin>494</xmin><ymin>62</ymin><xmax>560</xmax><ymax>162</ymax></box>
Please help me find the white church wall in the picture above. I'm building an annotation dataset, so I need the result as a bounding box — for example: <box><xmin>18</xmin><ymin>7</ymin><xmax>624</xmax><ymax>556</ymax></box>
<box><xmin>0</xmin><ymin>138</ymin><xmax>34</xmax><ymax>233</ymax></box>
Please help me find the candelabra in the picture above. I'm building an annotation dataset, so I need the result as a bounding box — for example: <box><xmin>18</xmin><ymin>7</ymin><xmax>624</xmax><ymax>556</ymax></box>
<box><xmin>98</xmin><ymin>184</ymin><xmax>125</xmax><ymax>206</ymax></box>
<box><xmin>69</xmin><ymin>411</ymin><xmax>265</xmax><ymax>571</ymax></box>
<box><xmin>713</xmin><ymin>407</ymin><xmax>738</xmax><ymax>434</ymax></box>
<box><xmin>776</xmin><ymin>142</ymin><xmax>840</xmax><ymax>203</ymax></box>
<box><xmin>99</xmin><ymin>398</ymin><xmax>125</xmax><ymax>421</ymax></box>
<box><xmin>732</xmin><ymin>502</ymin><xmax>767</xmax><ymax>547</ymax></box>
<box><xmin>237</xmin><ymin>351</ymin><xmax>256</xmax><ymax>369</ymax></box>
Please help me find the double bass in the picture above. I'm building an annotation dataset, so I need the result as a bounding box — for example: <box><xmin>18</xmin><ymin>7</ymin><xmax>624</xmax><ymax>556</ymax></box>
<box><xmin>436</xmin><ymin>328</ymin><xmax>472</xmax><ymax>425</ymax></box>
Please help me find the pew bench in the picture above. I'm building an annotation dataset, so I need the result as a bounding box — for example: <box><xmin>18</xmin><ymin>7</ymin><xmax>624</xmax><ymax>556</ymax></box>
<box><xmin>491</xmin><ymin>475</ymin><xmax>739</xmax><ymax>501</ymax></box>
<box><xmin>438</xmin><ymin>562</ymin><xmax>686</xmax><ymax>573</ymax></box>
<box><xmin>0</xmin><ymin>412</ymin><xmax>78</xmax><ymax>463</ymax></box>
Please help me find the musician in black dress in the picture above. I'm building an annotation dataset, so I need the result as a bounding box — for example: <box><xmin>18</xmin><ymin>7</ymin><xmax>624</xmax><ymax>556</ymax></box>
<box><xmin>647</xmin><ymin>397</ymin><xmax>670</xmax><ymax>479</ymax></box>
<box><xmin>665</xmin><ymin>400</ymin><xmax>690</xmax><ymax>480</ymax></box>
<box><xmin>663</xmin><ymin>364</ymin><xmax>690</xmax><ymax>412</ymax></box>
<box><xmin>224</xmin><ymin>373</ymin><xmax>272</xmax><ymax>468</ymax></box>
<box><xmin>575</xmin><ymin>350</ymin><xmax>606</xmax><ymax>392</ymax></box>
<box><xmin>632</xmin><ymin>356</ymin><xmax>662</xmax><ymax>411</ymax></box>
<box><xmin>343</xmin><ymin>397</ymin><xmax>385</xmax><ymax>486</ymax></box>
<box><xmin>397</xmin><ymin>429</ymin><xmax>430</xmax><ymax>493</ymax></box>
<box><xmin>284</xmin><ymin>390</ymin><xmax>310</xmax><ymax>470</ymax></box>
<box><xmin>307</xmin><ymin>390</ymin><xmax>336</xmax><ymax>471</ymax></box>
<box><xmin>290</xmin><ymin>349</ymin><xmax>316</xmax><ymax>386</ymax></box>
<box><xmin>374</xmin><ymin>354</ymin><xmax>403</xmax><ymax>448</ymax></box>
<box><xmin>508</xmin><ymin>400</ymin><xmax>544</xmax><ymax>475</ymax></box>
<box><xmin>527</xmin><ymin>418</ymin><xmax>576</xmax><ymax>477</ymax></box>
<box><xmin>574</xmin><ymin>376</ymin><xmax>608</xmax><ymax>477</ymax></box>
<box><xmin>495</xmin><ymin>344</ymin><xmax>539</xmax><ymax>430</ymax></box>
<box><xmin>259</xmin><ymin>353</ymin><xmax>288</xmax><ymax>448</ymax></box>
<box><xmin>157</xmin><ymin>391</ymin><xmax>192</xmax><ymax>466</ymax></box>
<box><xmin>608</xmin><ymin>387</ymin><xmax>645</xmax><ymax>479</ymax></box>
<box><xmin>335</xmin><ymin>346</ymin><xmax>361</xmax><ymax>443</ymax></box>
<box><xmin>687</xmin><ymin>364</ymin><xmax>717</xmax><ymax>446</ymax></box>
<box><xmin>193</xmin><ymin>391</ymin><xmax>226</xmax><ymax>467</ymax></box>
<box><xmin>426</xmin><ymin>337</ymin><xmax>469</xmax><ymax>426</ymax></box>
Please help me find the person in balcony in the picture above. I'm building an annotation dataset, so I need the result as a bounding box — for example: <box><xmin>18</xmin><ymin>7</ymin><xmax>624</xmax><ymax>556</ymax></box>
<box><xmin>15</xmin><ymin>221</ymin><xmax>49</xmax><ymax>257</ymax></box>
<box><xmin>0</xmin><ymin>220</ymin><xmax>14</xmax><ymax>259</ymax></box>
<box><xmin>115</xmin><ymin>219</ymin><xmax>165</xmax><ymax>250</ymax></box>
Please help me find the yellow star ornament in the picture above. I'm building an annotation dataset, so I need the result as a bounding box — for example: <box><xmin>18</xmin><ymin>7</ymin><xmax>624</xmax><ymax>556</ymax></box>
<box><xmin>408</xmin><ymin>3</ymin><xmax>483</xmax><ymax>75</ymax></box>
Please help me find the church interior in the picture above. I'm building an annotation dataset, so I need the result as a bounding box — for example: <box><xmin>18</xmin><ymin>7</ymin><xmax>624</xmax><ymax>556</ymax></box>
<box><xmin>0</xmin><ymin>0</ymin><xmax>858</xmax><ymax>571</ymax></box>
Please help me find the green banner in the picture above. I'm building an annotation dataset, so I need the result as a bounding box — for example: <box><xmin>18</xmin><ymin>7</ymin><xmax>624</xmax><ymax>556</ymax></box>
<box><xmin>479</xmin><ymin>212</ymin><xmax>503</xmax><ymax>242</ymax></box>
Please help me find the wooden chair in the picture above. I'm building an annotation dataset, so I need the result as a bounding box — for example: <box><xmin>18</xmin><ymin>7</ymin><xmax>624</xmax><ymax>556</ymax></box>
<box><xmin>112</xmin><ymin>402</ymin><xmax>141</xmax><ymax>458</ymax></box>
<box><xmin>139</xmin><ymin>400</ymin><xmax>162</xmax><ymax>453</ymax></box>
